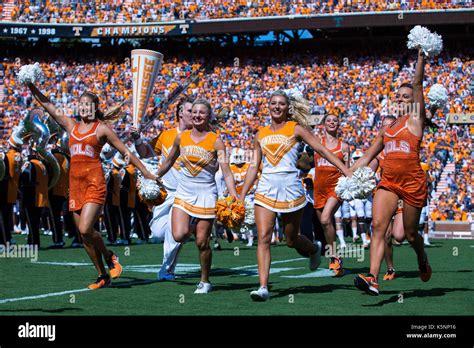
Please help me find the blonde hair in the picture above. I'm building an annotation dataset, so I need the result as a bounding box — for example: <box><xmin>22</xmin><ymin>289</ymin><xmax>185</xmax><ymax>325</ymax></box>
<box><xmin>270</xmin><ymin>90</ymin><xmax>311</xmax><ymax>128</ymax></box>
<box><xmin>192</xmin><ymin>98</ymin><xmax>214</xmax><ymax>131</ymax></box>
<box><xmin>192</xmin><ymin>98</ymin><xmax>212</xmax><ymax>117</ymax></box>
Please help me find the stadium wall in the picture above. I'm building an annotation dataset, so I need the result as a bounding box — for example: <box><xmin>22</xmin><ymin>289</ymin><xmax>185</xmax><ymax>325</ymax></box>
<box><xmin>0</xmin><ymin>9</ymin><xmax>473</xmax><ymax>39</ymax></box>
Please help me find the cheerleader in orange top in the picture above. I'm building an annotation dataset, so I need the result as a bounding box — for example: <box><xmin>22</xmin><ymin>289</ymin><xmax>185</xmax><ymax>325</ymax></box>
<box><xmin>156</xmin><ymin>99</ymin><xmax>238</xmax><ymax>294</ymax></box>
<box><xmin>368</xmin><ymin>115</ymin><xmax>405</xmax><ymax>281</ymax></box>
<box><xmin>313</xmin><ymin>114</ymin><xmax>350</xmax><ymax>277</ymax></box>
<box><xmin>352</xmin><ymin>49</ymin><xmax>432</xmax><ymax>295</ymax></box>
<box><xmin>239</xmin><ymin>90</ymin><xmax>351</xmax><ymax>301</ymax></box>
<box><xmin>28</xmin><ymin>83</ymin><xmax>158</xmax><ymax>289</ymax></box>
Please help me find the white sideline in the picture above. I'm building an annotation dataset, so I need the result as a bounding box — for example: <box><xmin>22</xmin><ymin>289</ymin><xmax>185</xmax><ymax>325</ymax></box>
<box><xmin>0</xmin><ymin>257</ymin><xmax>307</xmax><ymax>305</ymax></box>
<box><xmin>0</xmin><ymin>288</ymin><xmax>91</xmax><ymax>304</ymax></box>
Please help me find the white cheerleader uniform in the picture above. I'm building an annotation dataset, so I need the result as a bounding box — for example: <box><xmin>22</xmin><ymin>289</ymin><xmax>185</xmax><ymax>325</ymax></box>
<box><xmin>254</xmin><ymin>121</ymin><xmax>306</xmax><ymax>213</ymax></box>
<box><xmin>173</xmin><ymin>130</ymin><xmax>219</xmax><ymax>219</ymax></box>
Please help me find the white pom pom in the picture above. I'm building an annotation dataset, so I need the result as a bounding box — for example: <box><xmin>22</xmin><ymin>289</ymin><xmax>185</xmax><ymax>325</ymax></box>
<box><xmin>335</xmin><ymin>176</ymin><xmax>359</xmax><ymax>201</ymax></box>
<box><xmin>283</xmin><ymin>87</ymin><xmax>304</xmax><ymax>99</ymax></box>
<box><xmin>428</xmin><ymin>84</ymin><xmax>448</xmax><ymax>109</ymax></box>
<box><xmin>407</xmin><ymin>26</ymin><xmax>443</xmax><ymax>57</ymax></box>
<box><xmin>336</xmin><ymin>167</ymin><xmax>376</xmax><ymax>201</ymax></box>
<box><xmin>138</xmin><ymin>177</ymin><xmax>163</xmax><ymax>200</ymax></box>
<box><xmin>17</xmin><ymin>63</ymin><xmax>43</xmax><ymax>85</ymax></box>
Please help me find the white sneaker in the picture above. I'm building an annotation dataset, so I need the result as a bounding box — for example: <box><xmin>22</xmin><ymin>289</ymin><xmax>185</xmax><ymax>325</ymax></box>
<box><xmin>246</xmin><ymin>234</ymin><xmax>254</xmax><ymax>247</ymax></box>
<box><xmin>194</xmin><ymin>281</ymin><xmax>212</xmax><ymax>294</ymax></box>
<box><xmin>309</xmin><ymin>240</ymin><xmax>322</xmax><ymax>271</ymax></box>
<box><xmin>423</xmin><ymin>234</ymin><xmax>431</xmax><ymax>246</ymax></box>
<box><xmin>250</xmin><ymin>286</ymin><xmax>270</xmax><ymax>301</ymax></box>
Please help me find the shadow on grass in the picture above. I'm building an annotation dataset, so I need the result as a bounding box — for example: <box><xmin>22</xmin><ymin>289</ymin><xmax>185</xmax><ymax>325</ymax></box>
<box><xmin>0</xmin><ymin>307</ymin><xmax>83</xmax><ymax>314</ymax></box>
<box><xmin>271</xmin><ymin>284</ymin><xmax>357</xmax><ymax>298</ymax></box>
<box><xmin>362</xmin><ymin>287</ymin><xmax>474</xmax><ymax>307</ymax></box>
<box><xmin>110</xmin><ymin>276</ymin><xmax>159</xmax><ymax>289</ymax></box>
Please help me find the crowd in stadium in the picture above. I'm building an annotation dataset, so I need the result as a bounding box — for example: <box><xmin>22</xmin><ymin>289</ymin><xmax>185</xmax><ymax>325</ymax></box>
<box><xmin>2</xmin><ymin>0</ymin><xmax>472</xmax><ymax>23</ymax></box>
<box><xmin>0</xmin><ymin>45</ymin><xmax>472</xmax><ymax>224</ymax></box>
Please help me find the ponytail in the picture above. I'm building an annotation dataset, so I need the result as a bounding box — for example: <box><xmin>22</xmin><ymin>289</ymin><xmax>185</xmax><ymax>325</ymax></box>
<box><xmin>271</xmin><ymin>90</ymin><xmax>311</xmax><ymax>128</ymax></box>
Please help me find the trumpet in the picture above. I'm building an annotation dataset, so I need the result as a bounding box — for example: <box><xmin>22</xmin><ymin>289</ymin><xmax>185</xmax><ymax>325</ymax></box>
<box><xmin>23</xmin><ymin>109</ymin><xmax>60</xmax><ymax>189</ymax></box>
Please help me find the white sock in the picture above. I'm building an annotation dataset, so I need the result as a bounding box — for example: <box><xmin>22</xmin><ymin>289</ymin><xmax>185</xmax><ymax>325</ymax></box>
<box><xmin>351</xmin><ymin>225</ymin><xmax>357</xmax><ymax>238</ymax></box>
<box><xmin>361</xmin><ymin>233</ymin><xmax>367</xmax><ymax>242</ymax></box>
<box><xmin>336</xmin><ymin>230</ymin><xmax>346</xmax><ymax>246</ymax></box>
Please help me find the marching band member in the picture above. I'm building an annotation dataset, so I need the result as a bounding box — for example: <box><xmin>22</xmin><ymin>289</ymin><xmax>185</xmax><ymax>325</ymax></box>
<box><xmin>0</xmin><ymin>136</ymin><xmax>21</xmax><ymax>247</ymax></box>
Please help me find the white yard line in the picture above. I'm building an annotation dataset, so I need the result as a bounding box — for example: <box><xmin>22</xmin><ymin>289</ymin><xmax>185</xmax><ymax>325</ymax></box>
<box><xmin>0</xmin><ymin>257</ymin><xmax>308</xmax><ymax>305</ymax></box>
<box><xmin>0</xmin><ymin>288</ymin><xmax>91</xmax><ymax>304</ymax></box>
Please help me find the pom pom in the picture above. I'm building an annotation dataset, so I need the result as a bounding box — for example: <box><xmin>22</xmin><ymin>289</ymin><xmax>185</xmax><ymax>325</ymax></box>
<box><xmin>336</xmin><ymin>167</ymin><xmax>376</xmax><ymax>201</ymax></box>
<box><xmin>335</xmin><ymin>176</ymin><xmax>359</xmax><ymax>201</ymax></box>
<box><xmin>407</xmin><ymin>26</ymin><xmax>443</xmax><ymax>57</ymax></box>
<box><xmin>352</xmin><ymin>167</ymin><xmax>376</xmax><ymax>199</ymax></box>
<box><xmin>17</xmin><ymin>63</ymin><xmax>43</xmax><ymax>85</ymax></box>
<box><xmin>216</xmin><ymin>197</ymin><xmax>246</xmax><ymax>229</ymax></box>
<box><xmin>138</xmin><ymin>178</ymin><xmax>167</xmax><ymax>207</ymax></box>
<box><xmin>283</xmin><ymin>86</ymin><xmax>304</xmax><ymax>99</ymax></box>
<box><xmin>428</xmin><ymin>84</ymin><xmax>448</xmax><ymax>109</ymax></box>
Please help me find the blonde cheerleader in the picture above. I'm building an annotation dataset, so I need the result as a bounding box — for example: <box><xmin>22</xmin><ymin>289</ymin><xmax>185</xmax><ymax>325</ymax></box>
<box><xmin>156</xmin><ymin>99</ymin><xmax>237</xmax><ymax>294</ymax></box>
<box><xmin>240</xmin><ymin>90</ymin><xmax>351</xmax><ymax>301</ymax></box>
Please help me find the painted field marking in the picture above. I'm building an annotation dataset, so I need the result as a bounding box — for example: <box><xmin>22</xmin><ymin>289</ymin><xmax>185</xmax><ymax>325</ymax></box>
<box><xmin>0</xmin><ymin>288</ymin><xmax>91</xmax><ymax>304</ymax></box>
<box><xmin>0</xmin><ymin>257</ymin><xmax>323</xmax><ymax>305</ymax></box>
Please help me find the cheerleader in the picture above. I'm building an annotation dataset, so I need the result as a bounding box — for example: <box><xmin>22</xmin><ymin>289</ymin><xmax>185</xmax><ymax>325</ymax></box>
<box><xmin>352</xmin><ymin>49</ymin><xmax>432</xmax><ymax>295</ymax></box>
<box><xmin>133</xmin><ymin>96</ymin><xmax>194</xmax><ymax>280</ymax></box>
<box><xmin>28</xmin><ymin>83</ymin><xmax>158</xmax><ymax>289</ymax></box>
<box><xmin>155</xmin><ymin>99</ymin><xmax>237</xmax><ymax>294</ymax></box>
<box><xmin>368</xmin><ymin>115</ymin><xmax>404</xmax><ymax>281</ymax></box>
<box><xmin>240</xmin><ymin>90</ymin><xmax>351</xmax><ymax>301</ymax></box>
<box><xmin>313</xmin><ymin>114</ymin><xmax>350</xmax><ymax>277</ymax></box>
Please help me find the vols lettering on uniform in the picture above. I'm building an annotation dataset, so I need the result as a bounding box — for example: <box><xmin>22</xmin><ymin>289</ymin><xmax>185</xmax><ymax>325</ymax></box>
<box><xmin>317</xmin><ymin>158</ymin><xmax>335</xmax><ymax>168</ymax></box>
<box><xmin>70</xmin><ymin>143</ymin><xmax>95</xmax><ymax>158</ymax></box>
<box><xmin>384</xmin><ymin>140</ymin><xmax>410</xmax><ymax>155</ymax></box>
<box><xmin>181</xmin><ymin>145</ymin><xmax>215</xmax><ymax>162</ymax></box>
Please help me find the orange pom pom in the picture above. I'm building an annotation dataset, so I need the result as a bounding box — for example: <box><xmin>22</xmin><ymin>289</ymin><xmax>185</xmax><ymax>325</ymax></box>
<box><xmin>216</xmin><ymin>197</ymin><xmax>246</xmax><ymax>229</ymax></box>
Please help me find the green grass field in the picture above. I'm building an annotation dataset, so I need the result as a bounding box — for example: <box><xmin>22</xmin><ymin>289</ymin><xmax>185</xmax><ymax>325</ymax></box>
<box><xmin>1</xmin><ymin>236</ymin><xmax>473</xmax><ymax>316</ymax></box>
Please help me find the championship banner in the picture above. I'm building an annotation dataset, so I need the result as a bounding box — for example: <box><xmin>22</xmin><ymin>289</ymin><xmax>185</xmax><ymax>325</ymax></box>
<box><xmin>131</xmin><ymin>49</ymin><xmax>163</xmax><ymax>130</ymax></box>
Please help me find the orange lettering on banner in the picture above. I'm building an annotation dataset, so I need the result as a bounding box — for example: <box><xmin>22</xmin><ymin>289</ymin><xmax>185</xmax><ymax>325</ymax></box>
<box><xmin>136</xmin><ymin>57</ymin><xmax>156</xmax><ymax>123</ymax></box>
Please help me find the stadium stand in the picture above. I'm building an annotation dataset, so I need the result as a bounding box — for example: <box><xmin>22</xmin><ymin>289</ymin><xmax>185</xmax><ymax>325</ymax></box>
<box><xmin>0</xmin><ymin>41</ymin><xmax>472</xmax><ymax>221</ymax></box>
<box><xmin>1</xmin><ymin>0</ymin><xmax>472</xmax><ymax>23</ymax></box>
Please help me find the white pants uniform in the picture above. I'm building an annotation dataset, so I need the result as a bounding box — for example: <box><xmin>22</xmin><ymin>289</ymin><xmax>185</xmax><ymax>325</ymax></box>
<box><xmin>255</xmin><ymin>171</ymin><xmax>306</xmax><ymax>213</ymax></box>
<box><xmin>354</xmin><ymin>198</ymin><xmax>372</xmax><ymax>219</ymax></box>
<box><xmin>419</xmin><ymin>205</ymin><xmax>428</xmax><ymax>224</ymax></box>
<box><xmin>150</xmin><ymin>189</ymin><xmax>182</xmax><ymax>276</ymax></box>
<box><xmin>335</xmin><ymin>200</ymin><xmax>356</xmax><ymax>219</ymax></box>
